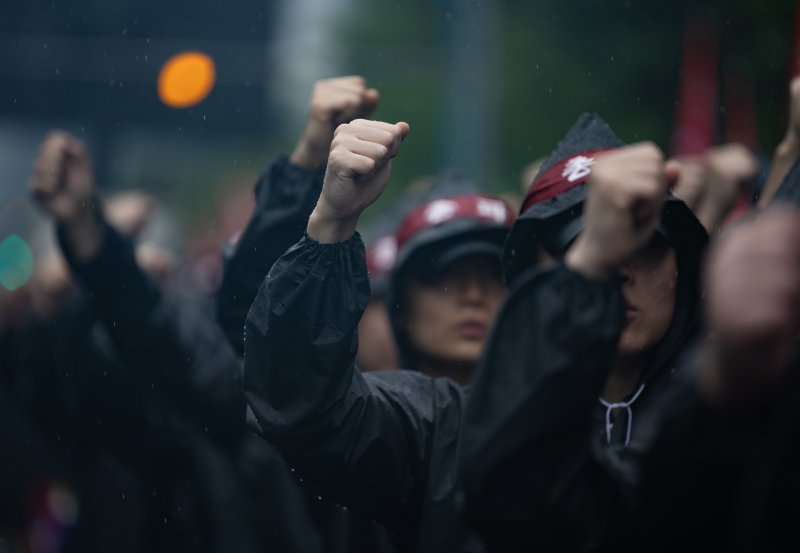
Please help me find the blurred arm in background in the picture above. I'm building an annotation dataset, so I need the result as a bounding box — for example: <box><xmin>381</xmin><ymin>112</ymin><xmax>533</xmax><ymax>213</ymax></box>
<box><xmin>758</xmin><ymin>77</ymin><xmax>800</xmax><ymax>207</ymax></box>
<box><xmin>216</xmin><ymin>76</ymin><xmax>379</xmax><ymax>355</ymax></box>
<box><xmin>672</xmin><ymin>143</ymin><xmax>757</xmax><ymax>234</ymax></box>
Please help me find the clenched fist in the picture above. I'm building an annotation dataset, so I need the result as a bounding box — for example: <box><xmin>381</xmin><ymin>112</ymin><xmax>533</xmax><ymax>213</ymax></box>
<box><xmin>699</xmin><ymin>209</ymin><xmax>800</xmax><ymax>409</ymax></box>
<box><xmin>307</xmin><ymin>119</ymin><xmax>409</xmax><ymax>243</ymax></box>
<box><xmin>672</xmin><ymin>144</ymin><xmax>757</xmax><ymax>233</ymax></box>
<box><xmin>29</xmin><ymin>131</ymin><xmax>103</xmax><ymax>260</ymax></box>
<box><xmin>30</xmin><ymin>131</ymin><xmax>97</xmax><ymax>225</ymax></box>
<box><xmin>290</xmin><ymin>76</ymin><xmax>380</xmax><ymax>170</ymax></box>
<box><xmin>566</xmin><ymin>143</ymin><xmax>677</xmax><ymax>279</ymax></box>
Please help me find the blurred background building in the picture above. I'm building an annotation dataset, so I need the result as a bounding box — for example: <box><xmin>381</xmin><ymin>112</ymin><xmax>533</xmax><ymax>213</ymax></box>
<box><xmin>0</xmin><ymin>0</ymin><xmax>798</xmax><ymax>288</ymax></box>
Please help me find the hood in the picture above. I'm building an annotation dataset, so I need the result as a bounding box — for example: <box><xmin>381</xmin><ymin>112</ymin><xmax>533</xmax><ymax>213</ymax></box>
<box><xmin>504</xmin><ymin>113</ymin><xmax>709</xmax><ymax>385</ymax></box>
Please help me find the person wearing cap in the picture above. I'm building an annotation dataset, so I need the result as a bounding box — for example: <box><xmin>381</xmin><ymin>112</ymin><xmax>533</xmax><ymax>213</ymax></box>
<box><xmin>243</xmin><ymin>118</ymin><xmax>514</xmax><ymax>552</ymax></box>
<box><xmin>387</xmin><ymin>192</ymin><xmax>513</xmax><ymax>385</ymax></box>
<box><xmin>458</xmin><ymin>113</ymin><xmax>709</xmax><ymax>552</ymax></box>
<box><xmin>357</xmin><ymin>234</ymin><xmax>399</xmax><ymax>373</ymax></box>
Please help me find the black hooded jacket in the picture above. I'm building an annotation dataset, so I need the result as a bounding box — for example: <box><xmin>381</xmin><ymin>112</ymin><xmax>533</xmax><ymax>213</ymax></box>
<box><xmin>214</xmin><ymin>155</ymin><xmax>396</xmax><ymax>553</ymax></box>
<box><xmin>216</xmin><ymin>155</ymin><xmax>324</xmax><ymax>355</ymax></box>
<box><xmin>10</xmin><ymin>215</ymin><xmax>324</xmax><ymax>553</ymax></box>
<box><xmin>244</xmin><ymin>232</ymin><xmax>481</xmax><ymax>553</ymax></box>
<box><xmin>458</xmin><ymin>113</ymin><xmax>709</xmax><ymax>552</ymax></box>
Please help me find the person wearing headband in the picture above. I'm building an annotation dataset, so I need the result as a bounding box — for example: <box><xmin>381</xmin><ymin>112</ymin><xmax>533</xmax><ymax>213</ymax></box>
<box><xmin>460</xmin><ymin>113</ymin><xmax>709</xmax><ymax>552</ymax></box>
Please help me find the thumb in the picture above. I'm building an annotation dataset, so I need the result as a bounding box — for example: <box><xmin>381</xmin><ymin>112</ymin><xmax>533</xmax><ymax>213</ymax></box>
<box><xmin>664</xmin><ymin>159</ymin><xmax>681</xmax><ymax>192</ymax></box>
<box><xmin>396</xmin><ymin>121</ymin><xmax>410</xmax><ymax>140</ymax></box>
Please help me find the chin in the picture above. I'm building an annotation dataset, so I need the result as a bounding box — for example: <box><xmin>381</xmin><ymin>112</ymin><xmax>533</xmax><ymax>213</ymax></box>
<box><xmin>449</xmin><ymin>345</ymin><xmax>483</xmax><ymax>365</ymax></box>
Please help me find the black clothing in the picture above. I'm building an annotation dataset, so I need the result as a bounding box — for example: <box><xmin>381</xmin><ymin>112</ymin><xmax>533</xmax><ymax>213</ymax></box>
<box><xmin>460</xmin><ymin>113</ymin><xmax>709</xmax><ymax>552</ymax></box>
<box><xmin>64</xmin><ymin>219</ymin><xmax>322</xmax><ymax>553</ymax></box>
<box><xmin>217</xmin><ymin>155</ymin><xmax>397</xmax><ymax>553</ymax></box>
<box><xmin>2</xmin><ymin>301</ymin><xmax>244</xmax><ymax>553</ymax></box>
<box><xmin>245</xmin><ymin>233</ymin><xmax>480</xmax><ymax>553</ymax></box>
<box><xmin>631</xmin><ymin>360</ymin><xmax>800</xmax><ymax>553</ymax></box>
<box><xmin>458</xmin><ymin>265</ymin><xmax>634</xmax><ymax>552</ymax></box>
<box><xmin>216</xmin><ymin>155</ymin><xmax>324</xmax><ymax>355</ymax></box>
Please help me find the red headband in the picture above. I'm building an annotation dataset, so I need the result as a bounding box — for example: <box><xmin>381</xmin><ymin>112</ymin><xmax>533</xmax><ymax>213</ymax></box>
<box><xmin>521</xmin><ymin>148</ymin><xmax>614</xmax><ymax>214</ymax></box>
<box><xmin>396</xmin><ymin>194</ymin><xmax>515</xmax><ymax>250</ymax></box>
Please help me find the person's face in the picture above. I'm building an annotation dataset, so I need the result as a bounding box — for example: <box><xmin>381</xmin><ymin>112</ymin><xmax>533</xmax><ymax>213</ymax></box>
<box><xmin>356</xmin><ymin>298</ymin><xmax>398</xmax><ymax>373</ymax></box>
<box><xmin>403</xmin><ymin>254</ymin><xmax>506</xmax><ymax>368</ymax></box>
<box><xmin>617</xmin><ymin>236</ymin><xmax>677</xmax><ymax>356</ymax></box>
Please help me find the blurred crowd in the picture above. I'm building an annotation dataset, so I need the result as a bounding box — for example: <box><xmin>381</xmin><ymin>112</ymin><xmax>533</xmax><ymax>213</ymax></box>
<box><xmin>3</xmin><ymin>71</ymin><xmax>800</xmax><ymax>553</ymax></box>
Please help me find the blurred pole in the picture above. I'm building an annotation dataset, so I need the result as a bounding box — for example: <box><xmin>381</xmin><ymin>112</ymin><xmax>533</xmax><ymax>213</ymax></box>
<box><xmin>792</xmin><ymin>0</ymin><xmax>800</xmax><ymax>76</ymax></box>
<box><xmin>723</xmin><ymin>60</ymin><xmax>759</xmax><ymax>150</ymax></box>
<box><xmin>267</xmin><ymin>0</ymin><xmax>352</xmax><ymax>131</ymax></box>
<box><xmin>437</xmin><ymin>0</ymin><xmax>498</xmax><ymax>183</ymax></box>
<box><xmin>671</xmin><ymin>9</ymin><xmax>719</xmax><ymax>156</ymax></box>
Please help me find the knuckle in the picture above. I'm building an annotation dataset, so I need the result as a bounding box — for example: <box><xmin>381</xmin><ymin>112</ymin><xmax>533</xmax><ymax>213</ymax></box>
<box><xmin>333</xmin><ymin>123</ymin><xmax>351</xmax><ymax>137</ymax></box>
<box><xmin>638</xmin><ymin>142</ymin><xmax>663</xmax><ymax>159</ymax></box>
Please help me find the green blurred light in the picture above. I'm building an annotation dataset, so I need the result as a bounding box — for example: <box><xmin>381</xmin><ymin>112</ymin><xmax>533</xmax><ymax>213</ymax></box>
<box><xmin>0</xmin><ymin>235</ymin><xmax>34</xmax><ymax>291</ymax></box>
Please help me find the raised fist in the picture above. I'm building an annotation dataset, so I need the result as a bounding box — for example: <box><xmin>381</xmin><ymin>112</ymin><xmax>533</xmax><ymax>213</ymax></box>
<box><xmin>29</xmin><ymin>131</ymin><xmax>104</xmax><ymax>260</ymax></box>
<box><xmin>699</xmin><ymin>208</ymin><xmax>800</xmax><ymax>408</ymax></box>
<box><xmin>566</xmin><ymin>143</ymin><xmax>676</xmax><ymax>279</ymax></box>
<box><xmin>308</xmin><ymin>119</ymin><xmax>409</xmax><ymax>243</ymax></box>
<box><xmin>29</xmin><ymin>131</ymin><xmax>97</xmax><ymax>226</ymax></box>
<box><xmin>672</xmin><ymin>144</ymin><xmax>757</xmax><ymax>233</ymax></box>
<box><xmin>290</xmin><ymin>76</ymin><xmax>380</xmax><ymax>170</ymax></box>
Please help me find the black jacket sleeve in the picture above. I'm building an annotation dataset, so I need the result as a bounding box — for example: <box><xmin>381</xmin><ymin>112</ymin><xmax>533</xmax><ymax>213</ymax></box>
<box><xmin>217</xmin><ymin>155</ymin><xmax>324</xmax><ymax>355</ymax></box>
<box><xmin>458</xmin><ymin>265</ymin><xmax>628</xmax><ymax>552</ymax></box>
<box><xmin>59</xmin><ymin>219</ymin><xmax>244</xmax><ymax>446</ymax></box>
<box><xmin>244</xmin><ymin>233</ymin><xmax>455</xmax><ymax>528</ymax></box>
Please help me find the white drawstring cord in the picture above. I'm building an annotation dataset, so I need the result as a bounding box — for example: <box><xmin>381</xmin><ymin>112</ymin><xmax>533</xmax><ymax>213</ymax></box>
<box><xmin>598</xmin><ymin>383</ymin><xmax>646</xmax><ymax>446</ymax></box>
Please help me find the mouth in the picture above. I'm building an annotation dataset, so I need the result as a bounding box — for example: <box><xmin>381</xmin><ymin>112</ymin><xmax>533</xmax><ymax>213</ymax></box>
<box><xmin>624</xmin><ymin>301</ymin><xmax>638</xmax><ymax>321</ymax></box>
<box><xmin>457</xmin><ymin>321</ymin><xmax>488</xmax><ymax>339</ymax></box>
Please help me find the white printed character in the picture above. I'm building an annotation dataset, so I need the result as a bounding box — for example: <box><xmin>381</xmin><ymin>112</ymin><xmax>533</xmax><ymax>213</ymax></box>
<box><xmin>475</xmin><ymin>198</ymin><xmax>509</xmax><ymax>223</ymax></box>
<box><xmin>562</xmin><ymin>155</ymin><xmax>596</xmax><ymax>182</ymax></box>
<box><xmin>424</xmin><ymin>199</ymin><xmax>459</xmax><ymax>225</ymax></box>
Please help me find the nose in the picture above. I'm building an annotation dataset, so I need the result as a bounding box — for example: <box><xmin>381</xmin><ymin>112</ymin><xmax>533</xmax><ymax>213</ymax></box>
<box><xmin>619</xmin><ymin>263</ymin><xmax>635</xmax><ymax>285</ymax></box>
<box><xmin>457</xmin><ymin>274</ymin><xmax>491</xmax><ymax>305</ymax></box>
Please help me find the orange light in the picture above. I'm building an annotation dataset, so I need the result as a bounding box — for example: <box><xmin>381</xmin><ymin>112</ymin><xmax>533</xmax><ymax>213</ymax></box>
<box><xmin>158</xmin><ymin>51</ymin><xmax>216</xmax><ymax>108</ymax></box>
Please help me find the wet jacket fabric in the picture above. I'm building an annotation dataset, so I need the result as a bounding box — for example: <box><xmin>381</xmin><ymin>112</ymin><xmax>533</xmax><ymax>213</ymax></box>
<box><xmin>458</xmin><ymin>256</ymin><xmax>708</xmax><ymax>553</ymax></box>
<box><xmin>1</xmin><ymin>298</ymin><xmax>249</xmax><ymax>553</ymax></box>
<box><xmin>37</xmin><ymin>219</ymin><xmax>322</xmax><ymax>553</ymax></box>
<box><xmin>244</xmin><ymin>233</ymin><xmax>482</xmax><ymax>553</ymax></box>
<box><xmin>458</xmin><ymin>265</ymin><xmax>632</xmax><ymax>552</ymax></box>
<box><xmin>628</xmin><ymin>354</ymin><xmax>800</xmax><ymax>553</ymax></box>
<box><xmin>216</xmin><ymin>155</ymin><xmax>324</xmax><ymax>355</ymax></box>
<box><xmin>0</xmin><ymin>387</ymin><xmax>147</xmax><ymax>551</ymax></box>
<box><xmin>459</xmin><ymin>113</ymin><xmax>709</xmax><ymax>552</ymax></box>
<box><xmin>215</xmin><ymin>155</ymin><xmax>397</xmax><ymax>553</ymax></box>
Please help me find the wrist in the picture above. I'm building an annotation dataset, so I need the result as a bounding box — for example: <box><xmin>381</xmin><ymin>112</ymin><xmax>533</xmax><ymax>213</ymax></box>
<box><xmin>289</xmin><ymin>140</ymin><xmax>327</xmax><ymax>171</ymax></box>
<box><xmin>61</xmin><ymin>200</ymin><xmax>105</xmax><ymax>261</ymax></box>
<box><xmin>565</xmin><ymin>237</ymin><xmax>617</xmax><ymax>281</ymax></box>
<box><xmin>307</xmin><ymin>205</ymin><xmax>359</xmax><ymax>244</ymax></box>
<box><xmin>777</xmin><ymin>136</ymin><xmax>800</xmax><ymax>160</ymax></box>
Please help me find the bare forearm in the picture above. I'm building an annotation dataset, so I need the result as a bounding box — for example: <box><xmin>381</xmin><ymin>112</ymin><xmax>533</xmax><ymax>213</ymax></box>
<box><xmin>759</xmin><ymin>138</ymin><xmax>800</xmax><ymax>207</ymax></box>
